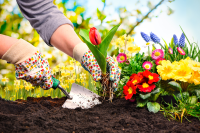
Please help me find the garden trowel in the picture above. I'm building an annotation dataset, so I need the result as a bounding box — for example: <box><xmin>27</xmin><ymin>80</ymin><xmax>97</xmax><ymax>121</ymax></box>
<box><xmin>52</xmin><ymin>77</ymin><xmax>102</xmax><ymax>109</ymax></box>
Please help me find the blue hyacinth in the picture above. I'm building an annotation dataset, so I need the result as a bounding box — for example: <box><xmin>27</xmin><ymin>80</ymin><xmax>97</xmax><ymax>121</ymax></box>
<box><xmin>173</xmin><ymin>34</ymin><xmax>178</xmax><ymax>45</ymax></box>
<box><xmin>179</xmin><ymin>33</ymin><xmax>185</xmax><ymax>47</ymax></box>
<box><xmin>150</xmin><ymin>32</ymin><xmax>160</xmax><ymax>43</ymax></box>
<box><xmin>141</xmin><ymin>32</ymin><xmax>151</xmax><ymax>42</ymax></box>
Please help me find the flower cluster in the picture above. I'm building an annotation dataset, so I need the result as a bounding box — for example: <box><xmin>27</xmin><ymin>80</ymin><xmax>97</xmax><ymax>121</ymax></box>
<box><xmin>123</xmin><ymin>70</ymin><xmax>160</xmax><ymax>100</ymax></box>
<box><xmin>157</xmin><ymin>57</ymin><xmax>200</xmax><ymax>85</ymax></box>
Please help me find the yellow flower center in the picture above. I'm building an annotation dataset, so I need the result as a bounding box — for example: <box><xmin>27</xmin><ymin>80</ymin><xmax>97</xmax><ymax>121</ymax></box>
<box><xmin>128</xmin><ymin>47</ymin><xmax>133</xmax><ymax>51</ymax></box>
<box><xmin>142</xmin><ymin>83</ymin><xmax>149</xmax><ymax>88</ymax></box>
<box><xmin>120</xmin><ymin>49</ymin><xmax>124</xmax><ymax>53</ymax></box>
<box><xmin>120</xmin><ymin>56</ymin><xmax>125</xmax><ymax>61</ymax></box>
<box><xmin>145</xmin><ymin>65</ymin><xmax>150</xmax><ymax>69</ymax></box>
<box><xmin>158</xmin><ymin>60</ymin><xmax>162</xmax><ymax>65</ymax></box>
<box><xmin>155</xmin><ymin>52</ymin><xmax>160</xmax><ymax>56</ymax></box>
<box><xmin>146</xmin><ymin>42</ymin><xmax>150</xmax><ymax>46</ymax></box>
<box><xmin>128</xmin><ymin>87</ymin><xmax>133</xmax><ymax>94</ymax></box>
<box><xmin>148</xmin><ymin>75</ymin><xmax>154</xmax><ymax>80</ymax></box>
<box><xmin>132</xmin><ymin>79</ymin><xmax>138</xmax><ymax>84</ymax></box>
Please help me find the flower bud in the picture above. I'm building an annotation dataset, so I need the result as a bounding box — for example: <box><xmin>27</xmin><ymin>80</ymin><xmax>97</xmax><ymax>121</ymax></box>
<box><xmin>89</xmin><ymin>27</ymin><xmax>101</xmax><ymax>45</ymax></box>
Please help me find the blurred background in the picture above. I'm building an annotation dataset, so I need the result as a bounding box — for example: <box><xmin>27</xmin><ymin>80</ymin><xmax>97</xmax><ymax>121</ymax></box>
<box><xmin>0</xmin><ymin>0</ymin><xmax>199</xmax><ymax>100</ymax></box>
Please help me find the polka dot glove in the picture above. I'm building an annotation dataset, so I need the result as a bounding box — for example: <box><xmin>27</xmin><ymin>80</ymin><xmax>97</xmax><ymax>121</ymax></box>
<box><xmin>81</xmin><ymin>50</ymin><xmax>121</xmax><ymax>91</ymax></box>
<box><xmin>14</xmin><ymin>51</ymin><xmax>53</xmax><ymax>90</ymax></box>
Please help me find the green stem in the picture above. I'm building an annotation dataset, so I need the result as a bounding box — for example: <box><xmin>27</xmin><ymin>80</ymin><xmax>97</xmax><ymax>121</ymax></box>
<box><xmin>158</xmin><ymin>42</ymin><xmax>165</xmax><ymax>50</ymax></box>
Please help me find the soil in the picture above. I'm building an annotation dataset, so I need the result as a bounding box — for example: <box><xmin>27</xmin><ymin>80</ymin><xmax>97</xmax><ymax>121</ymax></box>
<box><xmin>0</xmin><ymin>96</ymin><xmax>200</xmax><ymax>133</ymax></box>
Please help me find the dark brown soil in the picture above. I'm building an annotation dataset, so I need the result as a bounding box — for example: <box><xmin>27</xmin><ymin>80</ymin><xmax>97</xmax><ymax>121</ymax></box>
<box><xmin>0</xmin><ymin>96</ymin><xmax>200</xmax><ymax>133</ymax></box>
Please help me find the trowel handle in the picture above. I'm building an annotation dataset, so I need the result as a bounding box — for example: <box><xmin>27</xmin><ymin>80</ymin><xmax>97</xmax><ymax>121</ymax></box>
<box><xmin>52</xmin><ymin>76</ymin><xmax>60</xmax><ymax>89</ymax></box>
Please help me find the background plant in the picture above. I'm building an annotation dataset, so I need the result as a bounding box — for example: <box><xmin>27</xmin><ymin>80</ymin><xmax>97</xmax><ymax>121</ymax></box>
<box><xmin>0</xmin><ymin>0</ymin><xmax>175</xmax><ymax>100</ymax></box>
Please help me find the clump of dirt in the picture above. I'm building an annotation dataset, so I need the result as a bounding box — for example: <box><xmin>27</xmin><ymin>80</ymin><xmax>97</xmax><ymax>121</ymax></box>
<box><xmin>0</xmin><ymin>96</ymin><xmax>199</xmax><ymax>133</ymax></box>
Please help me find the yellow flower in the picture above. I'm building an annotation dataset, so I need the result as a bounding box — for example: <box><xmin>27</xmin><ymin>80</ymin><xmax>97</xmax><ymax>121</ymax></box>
<box><xmin>173</xmin><ymin>63</ymin><xmax>192</xmax><ymax>82</ymax></box>
<box><xmin>25</xmin><ymin>84</ymin><xmax>33</xmax><ymax>91</ymax></box>
<box><xmin>76</xmin><ymin>78</ymin><xmax>80</xmax><ymax>83</ymax></box>
<box><xmin>157</xmin><ymin>60</ymin><xmax>175</xmax><ymax>80</ymax></box>
<box><xmin>188</xmin><ymin>70</ymin><xmax>200</xmax><ymax>85</ymax></box>
<box><xmin>127</xmin><ymin>43</ymin><xmax>140</xmax><ymax>53</ymax></box>
<box><xmin>19</xmin><ymin>85</ymin><xmax>24</xmax><ymax>89</ymax></box>
<box><xmin>14</xmin><ymin>80</ymin><xmax>20</xmax><ymax>86</ymax></box>
<box><xmin>68</xmin><ymin>65</ymin><xmax>74</xmax><ymax>71</ymax></box>
<box><xmin>1</xmin><ymin>77</ymin><xmax>8</xmax><ymax>84</ymax></box>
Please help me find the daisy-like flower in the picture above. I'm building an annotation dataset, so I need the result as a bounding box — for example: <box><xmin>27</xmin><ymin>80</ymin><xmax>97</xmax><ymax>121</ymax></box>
<box><xmin>123</xmin><ymin>81</ymin><xmax>136</xmax><ymax>100</ymax></box>
<box><xmin>137</xmin><ymin>82</ymin><xmax>156</xmax><ymax>93</ymax></box>
<box><xmin>177</xmin><ymin>47</ymin><xmax>185</xmax><ymax>55</ymax></box>
<box><xmin>151</xmin><ymin>49</ymin><xmax>164</xmax><ymax>60</ymax></box>
<box><xmin>127</xmin><ymin>43</ymin><xmax>141</xmax><ymax>53</ymax></box>
<box><xmin>1</xmin><ymin>77</ymin><xmax>8</xmax><ymax>84</ymax></box>
<box><xmin>155</xmin><ymin>58</ymin><xmax>166</xmax><ymax>65</ymax></box>
<box><xmin>116</xmin><ymin>53</ymin><xmax>127</xmax><ymax>63</ymax></box>
<box><xmin>168</xmin><ymin>47</ymin><xmax>173</xmax><ymax>54</ymax></box>
<box><xmin>142</xmin><ymin>61</ymin><xmax>153</xmax><ymax>70</ymax></box>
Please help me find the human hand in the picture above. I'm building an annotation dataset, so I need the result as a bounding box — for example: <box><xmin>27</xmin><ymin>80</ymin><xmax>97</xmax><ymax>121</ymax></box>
<box><xmin>81</xmin><ymin>50</ymin><xmax>121</xmax><ymax>91</ymax></box>
<box><xmin>14</xmin><ymin>51</ymin><xmax>53</xmax><ymax>90</ymax></box>
<box><xmin>2</xmin><ymin>39</ymin><xmax>53</xmax><ymax>90</ymax></box>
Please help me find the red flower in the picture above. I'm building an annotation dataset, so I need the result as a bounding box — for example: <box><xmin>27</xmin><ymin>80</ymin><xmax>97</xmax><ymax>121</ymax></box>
<box><xmin>143</xmin><ymin>70</ymin><xmax>160</xmax><ymax>84</ymax></box>
<box><xmin>89</xmin><ymin>27</ymin><xmax>101</xmax><ymax>45</ymax></box>
<box><xmin>137</xmin><ymin>82</ymin><xmax>156</xmax><ymax>93</ymax></box>
<box><xmin>123</xmin><ymin>81</ymin><xmax>136</xmax><ymax>100</ymax></box>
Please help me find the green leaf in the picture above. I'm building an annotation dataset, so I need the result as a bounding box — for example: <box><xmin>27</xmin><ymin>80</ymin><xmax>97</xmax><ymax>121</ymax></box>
<box><xmin>162</xmin><ymin>38</ymin><xmax>168</xmax><ymax>49</ymax></box>
<box><xmin>139</xmin><ymin>93</ymin><xmax>151</xmax><ymax>100</ymax></box>
<box><xmin>170</xmin><ymin>37</ymin><xmax>174</xmax><ymax>48</ymax></box>
<box><xmin>186</xmin><ymin>96</ymin><xmax>198</xmax><ymax>104</ymax></box>
<box><xmin>176</xmin><ymin>92</ymin><xmax>189</xmax><ymax>100</ymax></box>
<box><xmin>99</xmin><ymin>24</ymin><xmax>120</xmax><ymax>57</ymax></box>
<box><xmin>136</xmin><ymin>97</ymin><xmax>148</xmax><ymax>107</ymax></box>
<box><xmin>147</xmin><ymin>102</ymin><xmax>160</xmax><ymax>113</ymax></box>
<box><xmin>151</xmin><ymin>87</ymin><xmax>161</xmax><ymax>95</ymax></box>
<box><xmin>79</xmin><ymin>29</ymin><xmax>107</xmax><ymax>74</ymax></box>
<box><xmin>168</xmin><ymin>81</ymin><xmax>182</xmax><ymax>92</ymax></box>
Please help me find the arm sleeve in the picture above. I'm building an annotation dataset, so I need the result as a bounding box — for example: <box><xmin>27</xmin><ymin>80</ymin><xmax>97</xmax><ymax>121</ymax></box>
<box><xmin>16</xmin><ymin>0</ymin><xmax>74</xmax><ymax>47</ymax></box>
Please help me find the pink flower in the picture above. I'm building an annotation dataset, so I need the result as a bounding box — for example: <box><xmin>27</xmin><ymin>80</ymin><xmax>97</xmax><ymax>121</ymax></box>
<box><xmin>155</xmin><ymin>58</ymin><xmax>166</xmax><ymax>65</ymax></box>
<box><xmin>177</xmin><ymin>47</ymin><xmax>185</xmax><ymax>55</ymax></box>
<box><xmin>142</xmin><ymin>61</ymin><xmax>153</xmax><ymax>70</ymax></box>
<box><xmin>151</xmin><ymin>49</ymin><xmax>164</xmax><ymax>60</ymax></box>
<box><xmin>168</xmin><ymin>47</ymin><xmax>173</xmax><ymax>54</ymax></box>
<box><xmin>117</xmin><ymin>53</ymin><xmax>127</xmax><ymax>63</ymax></box>
<box><xmin>89</xmin><ymin>27</ymin><xmax>101</xmax><ymax>45</ymax></box>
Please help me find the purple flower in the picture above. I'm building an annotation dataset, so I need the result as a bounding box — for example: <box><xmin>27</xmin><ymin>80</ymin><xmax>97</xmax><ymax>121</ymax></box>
<box><xmin>173</xmin><ymin>34</ymin><xmax>178</xmax><ymax>46</ymax></box>
<box><xmin>179</xmin><ymin>33</ymin><xmax>185</xmax><ymax>47</ymax></box>
<box><xmin>150</xmin><ymin>32</ymin><xmax>160</xmax><ymax>43</ymax></box>
<box><xmin>141</xmin><ymin>32</ymin><xmax>151</xmax><ymax>42</ymax></box>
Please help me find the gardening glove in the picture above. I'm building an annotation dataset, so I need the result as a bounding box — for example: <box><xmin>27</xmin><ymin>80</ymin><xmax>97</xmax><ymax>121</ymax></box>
<box><xmin>73</xmin><ymin>42</ymin><xmax>121</xmax><ymax>91</ymax></box>
<box><xmin>2</xmin><ymin>39</ymin><xmax>53</xmax><ymax>90</ymax></box>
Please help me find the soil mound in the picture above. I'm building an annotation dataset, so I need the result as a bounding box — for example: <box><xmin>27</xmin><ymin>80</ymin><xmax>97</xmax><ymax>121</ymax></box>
<box><xmin>0</xmin><ymin>96</ymin><xmax>199</xmax><ymax>133</ymax></box>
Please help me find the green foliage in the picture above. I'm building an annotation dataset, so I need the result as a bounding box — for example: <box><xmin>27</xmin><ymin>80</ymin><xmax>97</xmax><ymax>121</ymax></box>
<box><xmin>147</xmin><ymin>102</ymin><xmax>160</xmax><ymax>113</ymax></box>
<box><xmin>79</xmin><ymin>24</ymin><xmax>120</xmax><ymax>74</ymax></box>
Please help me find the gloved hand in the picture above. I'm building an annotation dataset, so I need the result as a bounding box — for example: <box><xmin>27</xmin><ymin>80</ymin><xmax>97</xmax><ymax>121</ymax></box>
<box><xmin>73</xmin><ymin>43</ymin><xmax>121</xmax><ymax>91</ymax></box>
<box><xmin>2</xmin><ymin>39</ymin><xmax>53</xmax><ymax>90</ymax></box>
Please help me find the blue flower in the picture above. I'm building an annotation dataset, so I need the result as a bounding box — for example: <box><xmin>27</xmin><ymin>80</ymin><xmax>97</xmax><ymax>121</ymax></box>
<box><xmin>150</xmin><ymin>32</ymin><xmax>160</xmax><ymax>43</ymax></box>
<box><xmin>141</xmin><ymin>32</ymin><xmax>150</xmax><ymax>42</ymax></box>
<box><xmin>173</xmin><ymin>34</ymin><xmax>178</xmax><ymax>45</ymax></box>
<box><xmin>179</xmin><ymin>33</ymin><xmax>185</xmax><ymax>47</ymax></box>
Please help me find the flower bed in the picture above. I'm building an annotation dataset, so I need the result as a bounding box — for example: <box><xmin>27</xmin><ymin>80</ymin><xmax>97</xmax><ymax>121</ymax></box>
<box><xmin>0</xmin><ymin>96</ymin><xmax>200</xmax><ymax>132</ymax></box>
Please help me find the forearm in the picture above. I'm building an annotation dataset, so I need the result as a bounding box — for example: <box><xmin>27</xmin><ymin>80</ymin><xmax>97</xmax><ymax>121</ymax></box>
<box><xmin>0</xmin><ymin>34</ymin><xmax>18</xmax><ymax>59</ymax></box>
<box><xmin>50</xmin><ymin>24</ymin><xmax>82</xmax><ymax>57</ymax></box>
